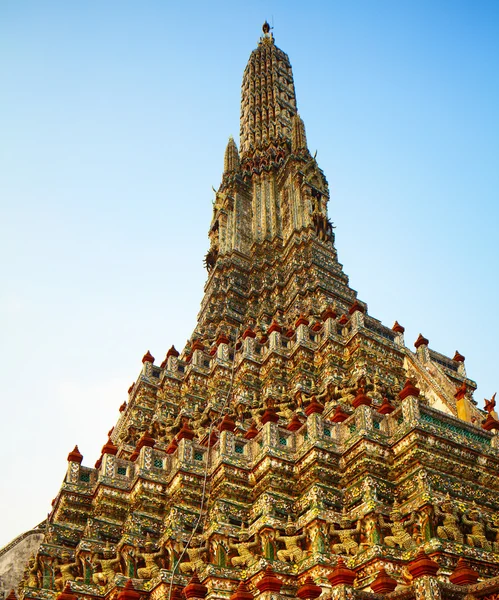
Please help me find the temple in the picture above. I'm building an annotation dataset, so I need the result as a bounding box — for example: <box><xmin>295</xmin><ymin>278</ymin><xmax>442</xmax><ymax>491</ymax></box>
<box><xmin>4</xmin><ymin>22</ymin><xmax>499</xmax><ymax>600</ymax></box>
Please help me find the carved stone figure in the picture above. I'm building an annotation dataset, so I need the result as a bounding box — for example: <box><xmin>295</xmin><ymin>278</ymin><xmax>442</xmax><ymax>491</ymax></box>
<box><xmin>26</xmin><ymin>555</ymin><xmax>41</xmax><ymax>588</ymax></box>
<box><xmin>55</xmin><ymin>551</ymin><xmax>79</xmax><ymax>591</ymax></box>
<box><xmin>462</xmin><ymin>508</ymin><xmax>492</xmax><ymax>551</ymax></box>
<box><xmin>380</xmin><ymin>504</ymin><xmax>416</xmax><ymax>550</ymax></box>
<box><xmin>229</xmin><ymin>529</ymin><xmax>261</xmax><ymax>567</ymax></box>
<box><xmin>330</xmin><ymin>517</ymin><xmax>361</xmax><ymax>555</ymax></box>
<box><xmin>92</xmin><ymin>545</ymin><xmax>122</xmax><ymax>586</ymax></box>
<box><xmin>276</xmin><ymin>520</ymin><xmax>307</xmax><ymax>563</ymax></box>
<box><xmin>179</xmin><ymin>536</ymin><xmax>208</xmax><ymax>574</ymax></box>
<box><xmin>435</xmin><ymin>496</ymin><xmax>464</xmax><ymax>543</ymax></box>
<box><xmin>137</xmin><ymin>539</ymin><xmax>164</xmax><ymax>579</ymax></box>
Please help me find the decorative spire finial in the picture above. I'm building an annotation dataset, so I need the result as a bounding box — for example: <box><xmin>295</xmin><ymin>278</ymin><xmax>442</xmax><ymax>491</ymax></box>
<box><xmin>223</xmin><ymin>136</ymin><xmax>240</xmax><ymax>174</ymax></box>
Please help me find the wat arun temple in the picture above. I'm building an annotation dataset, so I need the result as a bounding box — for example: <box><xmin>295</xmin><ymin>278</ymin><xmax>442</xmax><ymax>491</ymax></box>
<box><xmin>3</xmin><ymin>22</ymin><xmax>499</xmax><ymax>600</ymax></box>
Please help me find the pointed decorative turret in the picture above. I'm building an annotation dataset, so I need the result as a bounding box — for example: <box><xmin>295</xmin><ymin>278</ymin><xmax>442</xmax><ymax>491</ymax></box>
<box><xmin>224</xmin><ymin>136</ymin><xmax>240</xmax><ymax>175</ymax></box>
<box><xmin>292</xmin><ymin>113</ymin><xmax>308</xmax><ymax>154</ymax></box>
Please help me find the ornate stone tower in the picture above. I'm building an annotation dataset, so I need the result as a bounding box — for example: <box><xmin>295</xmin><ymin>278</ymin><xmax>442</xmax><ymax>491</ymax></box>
<box><xmin>7</xmin><ymin>22</ymin><xmax>499</xmax><ymax>600</ymax></box>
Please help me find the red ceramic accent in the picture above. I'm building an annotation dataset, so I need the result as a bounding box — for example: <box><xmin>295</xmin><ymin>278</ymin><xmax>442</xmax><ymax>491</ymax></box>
<box><xmin>261</xmin><ymin>406</ymin><xmax>279</xmax><ymax>425</ymax></box>
<box><xmin>209</xmin><ymin>345</ymin><xmax>217</xmax><ymax>356</ymax></box>
<box><xmin>454</xmin><ymin>382</ymin><xmax>467</xmax><ymax>400</ymax></box>
<box><xmin>127</xmin><ymin>383</ymin><xmax>134</xmax><ymax>394</ymax></box>
<box><xmin>449</xmin><ymin>558</ymin><xmax>479</xmax><ymax>585</ymax></box>
<box><xmin>296</xmin><ymin>314</ymin><xmax>310</xmax><ymax>327</ymax></box>
<box><xmin>178</xmin><ymin>422</ymin><xmax>195</xmax><ymax>441</ymax></box>
<box><xmin>244</xmin><ymin>422</ymin><xmax>259</xmax><ymax>439</ymax></box>
<box><xmin>170</xmin><ymin>588</ymin><xmax>184</xmax><ymax>600</ymax></box>
<box><xmin>201</xmin><ymin>430</ymin><xmax>219</xmax><ymax>447</ymax></box>
<box><xmin>230</xmin><ymin>581</ymin><xmax>253</xmax><ymax>600</ymax></box>
<box><xmin>191</xmin><ymin>339</ymin><xmax>205</xmax><ymax>352</ymax></box>
<box><xmin>311</xmin><ymin>321</ymin><xmax>322</xmax><ymax>332</ymax></box>
<box><xmin>321</xmin><ymin>305</ymin><xmax>337</xmax><ymax>321</ymax></box>
<box><xmin>482</xmin><ymin>413</ymin><xmax>499</xmax><ymax>431</ymax></box>
<box><xmin>392</xmin><ymin>320</ymin><xmax>405</xmax><ymax>333</ymax></box>
<box><xmin>94</xmin><ymin>456</ymin><xmax>102</xmax><ymax>469</ymax></box>
<box><xmin>137</xmin><ymin>430</ymin><xmax>156</xmax><ymax>449</ymax></box>
<box><xmin>286</xmin><ymin>328</ymin><xmax>295</xmax><ymax>338</ymax></box>
<box><xmin>5</xmin><ymin>591</ymin><xmax>17</xmax><ymax>600</ymax></box>
<box><xmin>453</xmin><ymin>350</ymin><xmax>465</xmax><ymax>362</ymax></box>
<box><xmin>371</xmin><ymin>567</ymin><xmax>397</xmax><ymax>593</ymax></box>
<box><xmin>256</xmin><ymin>565</ymin><xmax>283</xmax><ymax>593</ymax></box>
<box><xmin>414</xmin><ymin>334</ymin><xmax>429</xmax><ymax>349</ymax></box>
<box><xmin>398</xmin><ymin>379</ymin><xmax>420</xmax><ymax>400</ymax></box>
<box><xmin>259</xmin><ymin>335</ymin><xmax>268</xmax><ymax>344</ymax></box>
<box><xmin>117</xmin><ymin>580</ymin><xmax>140</xmax><ymax>600</ymax></box>
<box><xmin>167</xmin><ymin>345</ymin><xmax>180</xmax><ymax>358</ymax></box>
<box><xmin>101</xmin><ymin>437</ymin><xmax>118</xmax><ymax>456</ymax></box>
<box><xmin>331</xmin><ymin>405</ymin><xmax>349</xmax><ymax>423</ymax></box>
<box><xmin>287</xmin><ymin>414</ymin><xmax>304</xmax><ymax>431</ymax></box>
<box><xmin>352</xmin><ymin>387</ymin><xmax>372</xmax><ymax>408</ymax></box>
<box><xmin>327</xmin><ymin>557</ymin><xmax>356</xmax><ymax>586</ymax></box>
<box><xmin>184</xmin><ymin>573</ymin><xmax>208</xmax><ymax>599</ymax></box>
<box><xmin>56</xmin><ymin>583</ymin><xmax>77</xmax><ymax>600</ymax></box>
<box><xmin>216</xmin><ymin>333</ymin><xmax>230</xmax><ymax>346</ymax></box>
<box><xmin>378</xmin><ymin>397</ymin><xmax>395</xmax><ymax>415</ymax></box>
<box><xmin>407</xmin><ymin>548</ymin><xmax>439</xmax><ymax>578</ymax></box>
<box><xmin>242</xmin><ymin>327</ymin><xmax>256</xmax><ymax>339</ymax></box>
<box><xmin>119</xmin><ymin>401</ymin><xmax>127</xmax><ymax>412</ymax></box>
<box><xmin>165</xmin><ymin>437</ymin><xmax>178</xmax><ymax>454</ymax></box>
<box><xmin>67</xmin><ymin>445</ymin><xmax>83</xmax><ymax>463</ymax></box>
<box><xmin>348</xmin><ymin>300</ymin><xmax>364</xmax><ymax>315</ymax></box>
<box><xmin>305</xmin><ymin>396</ymin><xmax>325</xmax><ymax>416</ymax></box>
<box><xmin>129</xmin><ymin>449</ymin><xmax>139</xmax><ymax>462</ymax></box>
<box><xmin>268</xmin><ymin>320</ymin><xmax>282</xmax><ymax>334</ymax></box>
<box><xmin>296</xmin><ymin>576</ymin><xmax>322</xmax><ymax>600</ymax></box>
<box><xmin>338</xmin><ymin>314</ymin><xmax>349</xmax><ymax>325</ymax></box>
<box><xmin>142</xmin><ymin>350</ymin><xmax>154</xmax><ymax>364</ymax></box>
<box><xmin>219</xmin><ymin>414</ymin><xmax>236</xmax><ymax>432</ymax></box>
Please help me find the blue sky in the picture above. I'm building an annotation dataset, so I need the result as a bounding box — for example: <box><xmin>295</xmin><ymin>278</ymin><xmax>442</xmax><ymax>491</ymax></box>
<box><xmin>1</xmin><ymin>1</ymin><xmax>498</xmax><ymax>546</ymax></box>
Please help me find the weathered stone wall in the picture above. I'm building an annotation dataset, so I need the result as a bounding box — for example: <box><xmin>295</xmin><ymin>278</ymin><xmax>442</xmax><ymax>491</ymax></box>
<box><xmin>0</xmin><ymin>526</ymin><xmax>45</xmax><ymax>599</ymax></box>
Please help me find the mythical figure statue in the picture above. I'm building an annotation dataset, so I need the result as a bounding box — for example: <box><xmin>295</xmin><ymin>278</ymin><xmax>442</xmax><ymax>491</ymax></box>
<box><xmin>92</xmin><ymin>544</ymin><xmax>122</xmax><ymax>586</ymax></box>
<box><xmin>486</xmin><ymin>516</ymin><xmax>499</xmax><ymax>552</ymax></box>
<box><xmin>26</xmin><ymin>554</ymin><xmax>41</xmax><ymax>588</ymax></box>
<box><xmin>434</xmin><ymin>496</ymin><xmax>464</xmax><ymax>543</ymax></box>
<box><xmin>229</xmin><ymin>528</ymin><xmax>261</xmax><ymax>567</ymax></box>
<box><xmin>178</xmin><ymin>536</ymin><xmax>208</xmax><ymax>574</ymax></box>
<box><xmin>276</xmin><ymin>519</ymin><xmax>308</xmax><ymax>563</ymax></box>
<box><xmin>330</xmin><ymin>516</ymin><xmax>361</xmax><ymax>555</ymax></box>
<box><xmin>137</xmin><ymin>538</ymin><xmax>164</xmax><ymax>579</ymax></box>
<box><xmin>462</xmin><ymin>507</ymin><xmax>492</xmax><ymax>551</ymax></box>
<box><xmin>55</xmin><ymin>551</ymin><xmax>80</xmax><ymax>591</ymax></box>
<box><xmin>380</xmin><ymin>504</ymin><xmax>416</xmax><ymax>550</ymax></box>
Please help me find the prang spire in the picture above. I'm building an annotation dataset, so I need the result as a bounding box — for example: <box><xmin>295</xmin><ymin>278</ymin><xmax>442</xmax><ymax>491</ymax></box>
<box><xmin>223</xmin><ymin>136</ymin><xmax>240</xmax><ymax>175</ymax></box>
<box><xmin>291</xmin><ymin>113</ymin><xmax>308</xmax><ymax>153</ymax></box>
<box><xmin>239</xmin><ymin>22</ymin><xmax>298</xmax><ymax>155</ymax></box>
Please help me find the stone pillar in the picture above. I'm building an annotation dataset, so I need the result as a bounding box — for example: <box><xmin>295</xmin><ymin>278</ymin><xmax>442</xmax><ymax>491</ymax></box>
<box><xmin>256</xmin><ymin>565</ymin><xmax>283</xmax><ymax>600</ymax></box>
<box><xmin>184</xmin><ymin>574</ymin><xmax>208</xmax><ymax>600</ymax></box>
<box><xmin>408</xmin><ymin>549</ymin><xmax>441</xmax><ymax>600</ymax></box>
<box><xmin>399</xmin><ymin>380</ymin><xmax>421</xmax><ymax>423</ymax></box>
<box><xmin>327</xmin><ymin>557</ymin><xmax>356</xmax><ymax>600</ymax></box>
<box><xmin>166</xmin><ymin>345</ymin><xmax>180</xmax><ymax>371</ymax></box>
<box><xmin>66</xmin><ymin>446</ymin><xmax>83</xmax><ymax>484</ymax></box>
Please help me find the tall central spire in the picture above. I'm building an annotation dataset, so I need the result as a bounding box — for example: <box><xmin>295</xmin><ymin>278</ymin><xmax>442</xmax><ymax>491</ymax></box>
<box><xmin>197</xmin><ymin>24</ymin><xmax>357</xmax><ymax>342</ymax></box>
<box><xmin>239</xmin><ymin>22</ymin><xmax>298</xmax><ymax>155</ymax></box>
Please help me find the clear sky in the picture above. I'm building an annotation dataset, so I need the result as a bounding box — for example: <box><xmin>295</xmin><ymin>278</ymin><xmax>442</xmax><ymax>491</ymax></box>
<box><xmin>1</xmin><ymin>1</ymin><xmax>498</xmax><ymax>547</ymax></box>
